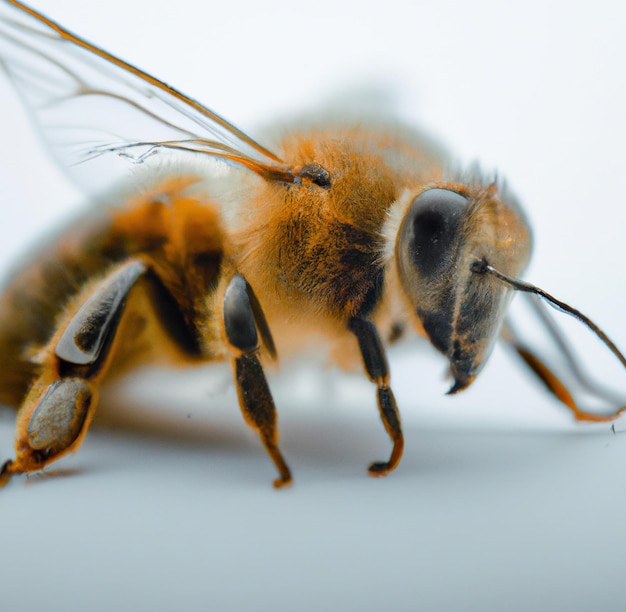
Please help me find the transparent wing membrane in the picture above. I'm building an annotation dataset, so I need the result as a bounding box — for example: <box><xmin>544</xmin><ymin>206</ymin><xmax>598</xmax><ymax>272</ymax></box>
<box><xmin>0</xmin><ymin>0</ymin><xmax>294</xmax><ymax>195</ymax></box>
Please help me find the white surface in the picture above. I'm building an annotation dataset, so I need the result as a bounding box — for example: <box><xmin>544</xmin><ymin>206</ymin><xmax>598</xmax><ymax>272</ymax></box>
<box><xmin>1</xmin><ymin>1</ymin><xmax>626</xmax><ymax>611</ymax></box>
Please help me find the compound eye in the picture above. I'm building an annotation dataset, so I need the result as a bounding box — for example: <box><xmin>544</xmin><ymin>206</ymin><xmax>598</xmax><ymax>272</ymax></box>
<box><xmin>406</xmin><ymin>188</ymin><xmax>469</xmax><ymax>278</ymax></box>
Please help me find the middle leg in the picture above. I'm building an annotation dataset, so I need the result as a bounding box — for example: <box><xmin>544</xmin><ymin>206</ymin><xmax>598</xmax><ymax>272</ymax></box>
<box><xmin>222</xmin><ymin>274</ymin><xmax>291</xmax><ymax>488</ymax></box>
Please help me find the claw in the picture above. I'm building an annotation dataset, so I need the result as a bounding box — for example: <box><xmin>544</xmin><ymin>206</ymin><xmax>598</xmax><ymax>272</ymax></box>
<box><xmin>0</xmin><ymin>460</ymin><xmax>16</xmax><ymax>488</ymax></box>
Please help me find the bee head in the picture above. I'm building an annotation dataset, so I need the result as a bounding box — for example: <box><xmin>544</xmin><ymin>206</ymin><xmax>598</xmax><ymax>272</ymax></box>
<box><xmin>395</xmin><ymin>185</ymin><xmax>532</xmax><ymax>393</ymax></box>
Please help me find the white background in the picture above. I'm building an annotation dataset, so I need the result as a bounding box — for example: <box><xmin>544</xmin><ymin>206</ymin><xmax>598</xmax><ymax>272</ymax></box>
<box><xmin>1</xmin><ymin>1</ymin><xmax>626</xmax><ymax>610</ymax></box>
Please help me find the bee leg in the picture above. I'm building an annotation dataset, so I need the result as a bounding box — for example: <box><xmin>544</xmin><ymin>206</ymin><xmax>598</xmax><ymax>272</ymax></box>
<box><xmin>223</xmin><ymin>275</ymin><xmax>291</xmax><ymax>488</ymax></box>
<box><xmin>348</xmin><ymin>317</ymin><xmax>404</xmax><ymax>477</ymax></box>
<box><xmin>0</xmin><ymin>260</ymin><xmax>147</xmax><ymax>487</ymax></box>
<box><xmin>504</xmin><ymin>334</ymin><xmax>626</xmax><ymax>422</ymax></box>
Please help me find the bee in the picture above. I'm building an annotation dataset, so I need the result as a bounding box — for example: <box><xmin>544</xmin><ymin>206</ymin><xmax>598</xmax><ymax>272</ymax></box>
<box><xmin>0</xmin><ymin>0</ymin><xmax>624</xmax><ymax>489</ymax></box>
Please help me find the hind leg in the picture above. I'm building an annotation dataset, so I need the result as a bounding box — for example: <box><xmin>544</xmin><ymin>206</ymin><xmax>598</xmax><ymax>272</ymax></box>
<box><xmin>0</xmin><ymin>259</ymin><xmax>148</xmax><ymax>486</ymax></box>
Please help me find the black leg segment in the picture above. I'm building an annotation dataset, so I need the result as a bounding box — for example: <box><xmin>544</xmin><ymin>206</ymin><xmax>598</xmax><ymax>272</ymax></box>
<box><xmin>223</xmin><ymin>274</ymin><xmax>290</xmax><ymax>487</ymax></box>
<box><xmin>223</xmin><ymin>274</ymin><xmax>276</xmax><ymax>359</ymax></box>
<box><xmin>348</xmin><ymin>316</ymin><xmax>404</xmax><ymax>477</ymax></box>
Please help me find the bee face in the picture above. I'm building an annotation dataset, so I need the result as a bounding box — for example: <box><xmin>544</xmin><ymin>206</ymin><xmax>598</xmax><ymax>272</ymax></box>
<box><xmin>396</xmin><ymin>186</ymin><xmax>532</xmax><ymax>392</ymax></box>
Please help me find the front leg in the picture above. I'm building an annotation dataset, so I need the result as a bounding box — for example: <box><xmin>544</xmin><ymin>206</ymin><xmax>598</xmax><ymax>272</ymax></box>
<box><xmin>222</xmin><ymin>275</ymin><xmax>291</xmax><ymax>488</ymax></box>
<box><xmin>348</xmin><ymin>317</ymin><xmax>404</xmax><ymax>477</ymax></box>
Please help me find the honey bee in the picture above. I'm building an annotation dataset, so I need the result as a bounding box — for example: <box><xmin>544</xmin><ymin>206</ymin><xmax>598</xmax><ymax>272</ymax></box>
<box><xmin>0</xmin><ymin>0</ymin><xmax>624</xmax><ymax>489</ymax></box>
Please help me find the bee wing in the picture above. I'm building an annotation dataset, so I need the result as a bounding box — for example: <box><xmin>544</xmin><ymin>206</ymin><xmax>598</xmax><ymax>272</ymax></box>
<box><xmin>0</xmin><ymin>1</ymin><xmax>294</xmax><ymax>196</ymax></box>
